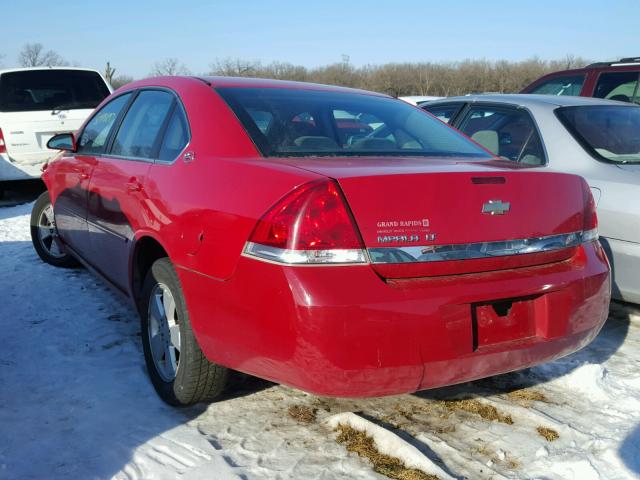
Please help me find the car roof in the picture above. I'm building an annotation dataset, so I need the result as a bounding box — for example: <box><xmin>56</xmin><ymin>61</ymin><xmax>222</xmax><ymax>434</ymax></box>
<box><xmin>426</xmin><ymin>93</ymin><xmax>640</xmax><ymax>109</ymax></box>
<box><xmin>196</xmin><ymin>76</ymin><xmax>390</xmax><ymax>97</ymax></box>
<box><xmin>123</xmin><ymin>75</ymin><xmax>390</xmax><ymax>98</ymax></box>
<box><xmin>0</xmin><ymin>66</ymin><xmax>104</xmax><ymax>75</ymax></box>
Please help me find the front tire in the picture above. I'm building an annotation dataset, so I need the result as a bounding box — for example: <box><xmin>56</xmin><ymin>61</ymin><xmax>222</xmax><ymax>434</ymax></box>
<box><xmin>30</xmin><ymin>191</ymin><xmax>78</xmax><ymax>268</ymax></box>
<box><xmin>140</xmin><ymin>258</ymin><xmax>228</xmax><ymax>406</ymax></box>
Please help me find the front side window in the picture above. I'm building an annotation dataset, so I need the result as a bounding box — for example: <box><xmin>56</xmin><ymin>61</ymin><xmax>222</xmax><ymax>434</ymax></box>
<box><xmin>423</xmin><ymin>104</ymin><xmax>464</xmax><ymax>124</ymax></box>
<box><xmin>77</xmin><ymin>93</ymin><xmax>132</xmax><ymax>155</ymax></box>
<box><xmin>556</xmin><ymin>105</ymin><xmax>640</xmax><ymax>163</ymax></box>
<box><xmin>0</xmin><ymin>69</ymin><xmax>110</xmax><ymax>112</ymax></box>
<box><xmin>594</xmin><ymin>72</ymin><xmax>640</xmax><ymax>104</ymax></box>
<box><xmin>458</xmin><ymin>106</ymin><xmax>545</xmax><ymax>165</ymax></box>
<box><xmin>111</xmin><ymin>90</ymin><xmax>174</xmax><ymax>159</ymax></box>
<box><xmin>216</xmin><ymin>87</ymin><xmax>491</xmax><ymax>159</ymax></box>
<box><xmin>528</xmin><ymin>75</ymin><xmax>585</xmax><ymax>96</ymax></box>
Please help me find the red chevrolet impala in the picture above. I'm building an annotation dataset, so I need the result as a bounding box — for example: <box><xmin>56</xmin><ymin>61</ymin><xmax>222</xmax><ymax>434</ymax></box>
<box><xmin>30</xmin><ymin>77</ymin><xmax>610</xmax><ymax>406</ymax></box>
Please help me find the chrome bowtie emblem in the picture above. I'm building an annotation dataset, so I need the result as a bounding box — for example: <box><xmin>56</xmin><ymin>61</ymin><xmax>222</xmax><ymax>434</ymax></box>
<box><xmin>482</xmin><ymin>199</ymin><xmax>510</xmax><ymax>215</ymax></box>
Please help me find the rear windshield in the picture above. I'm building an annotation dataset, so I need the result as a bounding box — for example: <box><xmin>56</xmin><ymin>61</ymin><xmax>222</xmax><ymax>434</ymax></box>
<box><xmin>216</xmin><ymin>87</ymin><xmax>492</xmax><ymax>159</ymax></box>
<box><xmin>0</xmin><ymin>70</ymin><xmax>110</xmax><ymax>112</ymax></box>
<box><xmin>556</xmin><ymin>105</ymin><xmax>640</xmax><ymax>164</ymax></box>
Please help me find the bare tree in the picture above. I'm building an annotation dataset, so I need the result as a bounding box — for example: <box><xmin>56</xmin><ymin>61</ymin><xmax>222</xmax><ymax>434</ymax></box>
<box><xmin>111</xmin><ymin>75</ymin><xmax>134</xmax><ymax>89</ymax></box>
<box><xmin>150</xmin><ymin>58</ymin><xmax>191</xmax><ymax>76</ymax></box>
<box><xmin>209</xmin><ymin>58</ymin><xmax>261</xmax><ymax>77</ymax></box>
<box><xmin>104</xmin><ymin>61</ymin><xmax>116</xmax><ymax>85</ymax></box>
<box><xmin>18</xmin><ymin>43</ymin><xmax>67</xmax><ymax>67</ymax></box>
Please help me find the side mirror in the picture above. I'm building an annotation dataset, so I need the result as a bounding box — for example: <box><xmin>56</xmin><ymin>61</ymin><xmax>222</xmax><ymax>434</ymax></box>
<box><xmin>47</xmin><ymin>133</ymin><xmax>76</xmax><ymax>152</ymax></box>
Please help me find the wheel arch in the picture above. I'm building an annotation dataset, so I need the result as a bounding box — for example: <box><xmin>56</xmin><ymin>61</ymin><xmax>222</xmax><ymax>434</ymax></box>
<box><xmin>130</xmin><ymin>234</ymin><xmax>170</xmax><ymax>310</ymax></box>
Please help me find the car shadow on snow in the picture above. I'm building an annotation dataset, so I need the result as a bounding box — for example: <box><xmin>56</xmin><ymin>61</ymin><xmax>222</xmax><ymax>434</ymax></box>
<box><xmin>0</xmin><ymin>179</ymin><xmax>44</xmax><ymax>211</ymax></box>
<box><xmin>620</xmin><ymin>423</ymin><xmax>640</xmax><ymax>475</ymax></box>
<box><xmin>0</xmin><ymin>240</ymin><xmax>244</xmax><ymax>479</ymax></box>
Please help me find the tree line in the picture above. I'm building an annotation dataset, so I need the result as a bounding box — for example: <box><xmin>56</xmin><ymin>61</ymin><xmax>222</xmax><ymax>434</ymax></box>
<box><xmin>204</xmin><ymin>55</ymin><xmax>589</xmax><ymax>97</ymax></box>
<box><xmin>4</xmin><ymin>43</ymin><xmax>591</xmax><ymax>96</ymax></box>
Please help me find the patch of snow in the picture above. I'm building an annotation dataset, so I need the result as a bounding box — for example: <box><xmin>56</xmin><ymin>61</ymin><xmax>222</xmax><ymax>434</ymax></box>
<box><xmin>325</xmin><ymin>412</ymin><xmax>454</xmax><ymax>480</ymax></box>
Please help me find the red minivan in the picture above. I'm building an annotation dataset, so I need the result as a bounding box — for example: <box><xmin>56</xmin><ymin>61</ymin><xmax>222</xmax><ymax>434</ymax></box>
<box><xmin>522</xmin><ymin>57</ymin><xmax>640</xmax><ymax>104</ymax></box>
<box><xmin>32</xmin><ymin>76</ymin><xmax>611</xmax><ymax>406</ymax></box>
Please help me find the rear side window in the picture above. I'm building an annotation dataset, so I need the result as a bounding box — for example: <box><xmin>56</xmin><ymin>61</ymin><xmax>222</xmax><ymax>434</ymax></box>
<box><xmin>528</xmin><ymin>75</ymin><xmax>585</xmax><ymax>96</ymax></box>
<box><xmin>422</xmin><ymin>104</ymin><xmax>463</xmax><ymax>124</ymax></box>
<box><xmin>216</xmin><ymin>87</ymin><xmax>491</xmax><ymax>159</ymax></box>
<box><xmin>0</xmin><ymin>69</ymin><xmax>110</xmax><ymax>112</ymax></box>
<box><xmin>594</xmin><ymin>72</ymin><xmax>640</xmax><ymax>104</ymax></box>
<box><xmin>458</xmin><ymin>106</ymin><xmax>546</xmax><ymax>165</ymax></box>
<box><xmin>556</xmin><ymin>105</ymin><xmax>640</xmax><ymax>163</ymax></box>
<box><xmin>111</xmin><ymin>90</ymin><xmax>174</xmax><ymax>159</ymax></box>
<box><xmin>77</xmin><ymin>93</ymin><xmax>132</xmax><ymax>155</ymax></box>
<box><xmin>158</xmin><ymin>106</ymin><xmax>189</xmax><ymax>161</ymax></box>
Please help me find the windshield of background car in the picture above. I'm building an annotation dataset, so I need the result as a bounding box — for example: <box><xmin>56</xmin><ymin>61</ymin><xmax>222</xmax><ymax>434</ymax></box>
<box><xmin>0</xmin><ymin>70</ymin><xmax>110</xmax><ymax>112</ymax></box>
<box><xmin>556</xmin><ymin>105</ymin><xmax>640</xmax><ymax>163</ymax></box>
<box><xmin>216</xmin><ymin>87</ymin><xmax>492</xmax><ymax>158</ymax></box>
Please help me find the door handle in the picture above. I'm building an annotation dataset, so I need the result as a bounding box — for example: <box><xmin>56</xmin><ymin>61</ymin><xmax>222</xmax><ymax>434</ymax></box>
<box><xmin>126</xmin><ymin>178</ymin><xmax>144</xmax><ymax>193</ymax></box>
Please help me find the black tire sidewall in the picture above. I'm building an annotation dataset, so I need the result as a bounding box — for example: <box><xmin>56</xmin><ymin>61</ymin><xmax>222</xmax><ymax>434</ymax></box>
<box><xmin>140</xmin><ymin>258</ymin><xmax>202</xmax><ymax>406</ymax></box>
<box><xmin>30</xmin><ymin>191</ymin><xmax>77</xmax><ymax>268</ymax></box>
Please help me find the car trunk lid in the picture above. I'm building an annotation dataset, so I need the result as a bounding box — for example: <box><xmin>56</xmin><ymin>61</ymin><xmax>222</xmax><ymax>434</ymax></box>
<box><xmin>272</xmin><ymin>156</ymin><xmax>587</xmax><ymax>278</ymax></box>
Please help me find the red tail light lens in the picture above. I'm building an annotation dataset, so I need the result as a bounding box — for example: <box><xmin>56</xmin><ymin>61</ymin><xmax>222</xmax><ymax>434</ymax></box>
<box><xmin>0</xmin><ymin>128</ymin><xmax>6</xmax><ymax>154</ymax></box>
<box><xmin>245</xmin><ymin>180</ymin><xmax>367</xmax><ymax>264</ymax></box>
<box><xmin>582</xmin><ymin>180</ymin><xmax>598</xmax><ymax>242</ymax></box>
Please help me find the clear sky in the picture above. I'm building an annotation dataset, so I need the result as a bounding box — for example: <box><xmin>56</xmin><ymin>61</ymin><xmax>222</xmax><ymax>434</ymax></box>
<box><xmin>2</xmin><ymin>0</ymin><xmax>638</xmax><ymax>78</ymax></box>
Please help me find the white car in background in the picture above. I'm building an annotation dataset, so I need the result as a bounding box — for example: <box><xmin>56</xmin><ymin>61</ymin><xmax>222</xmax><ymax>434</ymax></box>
<box><xmin>0</xmin><ymin>67</ymin><xmax>111</xmax><ymax>195</ymax></box>
<box><xmin>422</xmin><ymin>94</ymin><xmax>640</xmax><ymax>303</ymax></box>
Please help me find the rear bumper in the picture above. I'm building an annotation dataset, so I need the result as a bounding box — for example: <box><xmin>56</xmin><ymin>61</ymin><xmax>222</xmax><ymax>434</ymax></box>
<box><xmin>0</xmin><ymin>153</ymin><xmax>43</xmax><ymax>180</ymax></box>
<box><xmin>178</xmin><ymin>241</ymin><xmax>611</xmax><ymax>397</ymax></box>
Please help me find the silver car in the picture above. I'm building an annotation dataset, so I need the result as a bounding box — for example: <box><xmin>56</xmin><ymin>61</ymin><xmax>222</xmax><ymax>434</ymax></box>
<box><xmin>422</xmin><ymin>94</ymin><xmax>640</xmax><ymax>303</ymax></box>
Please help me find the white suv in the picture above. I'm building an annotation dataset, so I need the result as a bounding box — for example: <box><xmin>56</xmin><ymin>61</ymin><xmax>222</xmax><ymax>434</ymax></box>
<box><xmin>0</xmin><ymin>67</ymin><xmax>111</xmax><ymax>193</ymax></box>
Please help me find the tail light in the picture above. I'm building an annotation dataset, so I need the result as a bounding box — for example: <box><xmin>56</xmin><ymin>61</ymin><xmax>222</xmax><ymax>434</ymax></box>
<box><xmin>582</xmin><ymin>180</ymin><xmax>598</xmax><ymax>242</ymax></box>
<box><xmin>0</xmin><ymin>128</ymin><xmax>6</xmax><ymax>154</ymax></box>
<box><xmin>244</xmin><ymin>180</ymin><xmax>367</xmax><ymax>264</ymax></box>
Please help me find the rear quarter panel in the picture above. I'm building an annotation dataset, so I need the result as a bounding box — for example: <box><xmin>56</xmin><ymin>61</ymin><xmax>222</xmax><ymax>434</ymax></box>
<box><xmin>139</xmin><ymin>79</ymin><xmax>322</xmax><ymax>280</ymax></box>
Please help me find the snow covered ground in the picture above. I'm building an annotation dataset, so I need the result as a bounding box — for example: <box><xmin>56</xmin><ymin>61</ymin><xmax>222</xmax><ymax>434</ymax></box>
<box><xmin>1</xmin><ymin>201</ymin><xmax>639</xmax><ymax>480</ymax></box>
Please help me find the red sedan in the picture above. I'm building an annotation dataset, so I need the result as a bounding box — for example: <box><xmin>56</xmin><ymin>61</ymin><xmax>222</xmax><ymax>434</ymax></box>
<box><xmin>31</xmin><ymin>77</ymin><xmax>610</xmax><ymax>406</ymax></box>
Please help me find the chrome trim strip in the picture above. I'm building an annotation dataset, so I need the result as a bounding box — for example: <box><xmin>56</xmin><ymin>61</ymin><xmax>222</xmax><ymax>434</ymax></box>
<box><xmin>368</xmin><ymin>230</ymin><xmax>597</xmax><ymax>264</ymax></box>
<box><xmin>244</xmin><ymin>242</ymin><xmax>368</xmax><ymax>265</ymax></box>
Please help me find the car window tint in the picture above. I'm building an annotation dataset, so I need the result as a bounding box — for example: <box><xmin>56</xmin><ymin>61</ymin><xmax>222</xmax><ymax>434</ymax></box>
<box><xmin>77</xmin><ymin>93</ymin><xmax>132</xmax><ymax>155</ymax></box>
<box><xmin>247</xmin><ymin>108</ymin><xmax>274</xmax><ymax>134</ymax></box>
<box><xmin>216</xmin><ymin>87</ymin><xmax>491</xmax><ymax>159</ymax></box>
<box><xmin>594</xmin><ymin>72</ymin><xmax>640</xmax><ymax>104</ymax></box>
<box><xmin>111</xmin><ymin>90</ymin><xmax>174</xmax><ymax>159</ymax></box>
<box><xmin>556</xmin><ymin>105</ymin><xmax>640</xmax><ymax>163</ymax></box>
<box><xmin>529</xmin><ymin>75</ymin><xmax>585</xmax><ymax>96</ymax></box>
<box><xmin>0</xmin><ymin>69</ymin><xmax>110</xmax><ymax>112</ymax></box>
<box><xmin>423</xmin><ymin>104</ymin><xmax>462</xmax><ymax>124</ymax></box>
<box><xmin>459</xmin><ymin>106</ymin><xmax>545</xmax><ymax>165</ymax></box>
<box><xmin>158</xmin><ymin>106</ymin><xmax>189</xmax><ymax>162</ymax></box>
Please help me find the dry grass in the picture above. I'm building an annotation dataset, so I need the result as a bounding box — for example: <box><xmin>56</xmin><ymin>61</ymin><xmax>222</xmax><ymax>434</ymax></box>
<box><xmin>536</xmin><ymin>426</ymin><xmax>560</xmax><ymax>442</ymax></box>
<box><xmin>335</xmin><ymin>424</ymin><xmax>439</xmax><ymax>480</ymax></box>
<box><xmin>506</xmin><ymin>389</ymin><xmax>549</xmax><ymax>403</ymax></box>
<box><xmin>287</xmin><ymin>404</ymin><xmax>317</xmax><ymax>424</ymax></box>
<box><xmin>440</xmin><ymin>399</ymin><xmax>514</xmax><ymax>425</ymax></box>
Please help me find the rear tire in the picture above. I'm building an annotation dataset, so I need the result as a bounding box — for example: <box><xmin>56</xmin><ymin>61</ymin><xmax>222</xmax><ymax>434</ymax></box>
<box><xmin>140</xmin><ymin>258</ymin><xmax>228</xmax><ymax>406</ymax></box>
<box><xmin>30</xmin><ymin>191</ymin><xmax>78</xmax><ymax>268</ymax></box>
